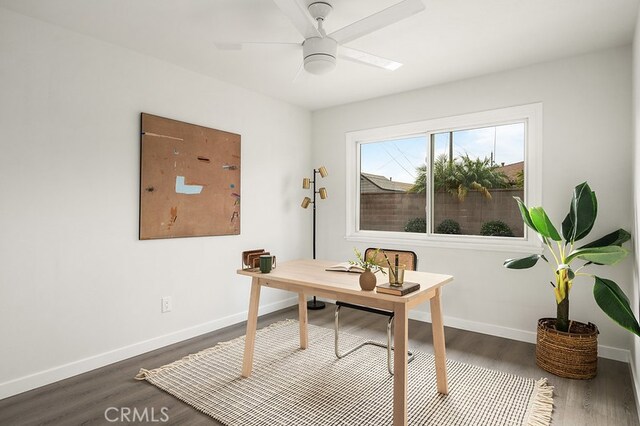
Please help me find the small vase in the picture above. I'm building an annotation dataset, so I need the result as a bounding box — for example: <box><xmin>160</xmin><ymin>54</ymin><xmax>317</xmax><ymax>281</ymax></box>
<box><xmin>359</xmin><ymin>268</ymin><xmax>377</xmax><ymax>291</ymax></box>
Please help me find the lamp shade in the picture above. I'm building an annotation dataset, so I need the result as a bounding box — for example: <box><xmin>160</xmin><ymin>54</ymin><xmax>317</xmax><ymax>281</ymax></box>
<box><xmin>302</xmin><ymin>178</ymin><xmax>311</xmax><ymax>189</ymax></box>
<box><xmin>318</xmin><ymin>187</ymin><xmax>327</xmax><ymax>199</ymax></box>
<box><xmin>301</xmin><ymin>197</ymin><xmax>311</xmax><ymax>209</ymax></box>
<box><xmin>318</xmin><ymin>166</ymin><xmax>328</xmax><ymax>178</ymax></box>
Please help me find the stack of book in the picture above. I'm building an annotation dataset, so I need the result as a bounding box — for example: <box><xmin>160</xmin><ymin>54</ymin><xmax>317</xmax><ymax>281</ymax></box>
<box><xmin>376</xmin><ymin>281</ymin><xmax>420</xmax><ymax>296</ymax></box>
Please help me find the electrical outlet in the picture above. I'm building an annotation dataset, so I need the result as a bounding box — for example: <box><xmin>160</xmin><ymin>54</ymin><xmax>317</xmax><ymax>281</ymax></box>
<box><xmin>161</xmin><ymin>296</ymin><xmax>172</xmax><ymax>313</ymax></box>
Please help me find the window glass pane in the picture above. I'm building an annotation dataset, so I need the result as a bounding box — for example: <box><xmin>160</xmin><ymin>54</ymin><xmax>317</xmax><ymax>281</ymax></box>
<box><xmin>359</xmin><ymin>135</ymin><xmax>427</xmax><ymax>232</ymax></box>
<box><xmin>432</xmin><ymin>132</ymin><xmax>451</xmax><ymax>160</ymax></box>
<box><xmin>347</xmin><ymin>103</ymin><xmax>540</xmax><ymax>248</ymax></box>
<box><xmin>432</xmin><ymin>123</ymin><xmax>525</xmax><ymax>237</ymax></box>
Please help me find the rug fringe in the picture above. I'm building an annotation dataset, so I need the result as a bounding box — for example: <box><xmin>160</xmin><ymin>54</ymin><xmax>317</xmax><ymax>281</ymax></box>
<box><xmin>135</xmin><ymin>319</ymin><xmax>297</xmax><ymax>380</ymax></box>
<box><xmin>523</xmin><ymin>378</ymin><xmax>554</xmax><ymax>426</ymax></box>
<box><xmin>135</xmin><ymin>368</ymin><xmax>150</xmax><ymax>380</ymax></box>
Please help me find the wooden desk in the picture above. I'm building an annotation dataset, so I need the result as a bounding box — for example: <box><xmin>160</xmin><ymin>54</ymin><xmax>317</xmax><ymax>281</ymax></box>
<box><xmin>237</xmin><ymin>259</ymin><xmax>453</xmax><ymax>426</ymax></box>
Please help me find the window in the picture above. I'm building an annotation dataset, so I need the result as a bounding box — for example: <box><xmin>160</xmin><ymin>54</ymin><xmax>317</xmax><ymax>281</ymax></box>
<box><xmin>346</xmin><ymin>104</ymin><xmax>542</xmax><ymax>252</ymax></box>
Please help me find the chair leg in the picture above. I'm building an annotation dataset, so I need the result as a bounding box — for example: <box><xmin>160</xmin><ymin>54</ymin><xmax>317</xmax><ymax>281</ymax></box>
<box><xmin>334</xmin><ymin>305</ymin><xmax>341</xmax><ymax>359</ymax></box>
<box><xmin>335</xmin><ymin>305</ymin><xmax>414</xmax><ymax>375</ymax></box>
<box><xmin>335</xmin><ymin>305</ymin><xmax>388</xmax><ymax>360</ymax></box>
<box><xmin>387</xmin><ymin>316</ymin><xmax>393</xmax><ymax>374</ymax></box>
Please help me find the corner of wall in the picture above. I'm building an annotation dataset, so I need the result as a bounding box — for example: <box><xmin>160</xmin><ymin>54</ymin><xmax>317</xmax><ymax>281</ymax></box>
<box><xmin>630</xmin><ymin>2</ymin><xmax>640</xmax><ymax>420</ymax></box>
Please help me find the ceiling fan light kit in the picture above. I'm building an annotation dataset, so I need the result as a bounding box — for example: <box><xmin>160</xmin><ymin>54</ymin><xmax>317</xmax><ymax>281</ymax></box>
<box><xmin>303</xmin><ymin>37</ymin><xmax>337</xmax><ymax>75</ymax></box>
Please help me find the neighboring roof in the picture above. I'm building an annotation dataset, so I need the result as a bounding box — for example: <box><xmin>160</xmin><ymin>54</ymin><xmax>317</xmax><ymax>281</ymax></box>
<box><xmin>495</xmin><ymin>161</ymin><xmax>524</xmax><ymax>182</ymax></box>
<box><xmin>361</xmin><ymin>173</ymin><xmax>413</xmax><ymax>192</ymax></box>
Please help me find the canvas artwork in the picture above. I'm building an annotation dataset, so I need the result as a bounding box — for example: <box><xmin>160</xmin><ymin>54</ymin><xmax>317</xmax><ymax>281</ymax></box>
<box><xmin>139</xmin><ymin>113</ymin><xmax>241</xmax><ymax>240</ymax></box>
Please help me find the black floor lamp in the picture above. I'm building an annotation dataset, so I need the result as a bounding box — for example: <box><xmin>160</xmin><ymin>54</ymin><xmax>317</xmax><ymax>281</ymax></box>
<box><xmin>301</xmin><ymin>166</ymin><xmax>328</xmax><ymax>310</ymax></box>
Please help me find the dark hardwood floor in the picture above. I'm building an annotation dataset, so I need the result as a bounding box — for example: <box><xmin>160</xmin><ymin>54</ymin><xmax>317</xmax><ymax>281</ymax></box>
<box><xmin>1</xmin><ymin>304</ymin><xmax>638</xmax><ymax>425</ymax></box>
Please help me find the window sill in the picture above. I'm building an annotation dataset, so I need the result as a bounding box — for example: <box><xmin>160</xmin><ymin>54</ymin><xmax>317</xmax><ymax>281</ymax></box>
<box><xmin>344</xmin><ymin>232</ymin><xmax>543</xmax><ymax>254</ymax></box>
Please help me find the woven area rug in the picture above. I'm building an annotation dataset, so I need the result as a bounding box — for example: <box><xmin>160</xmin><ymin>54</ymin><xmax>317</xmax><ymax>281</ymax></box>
<box><xmin>136</xmin><ymin>320</ymin><xmax>553</xmax><ymax>425</ymax></box>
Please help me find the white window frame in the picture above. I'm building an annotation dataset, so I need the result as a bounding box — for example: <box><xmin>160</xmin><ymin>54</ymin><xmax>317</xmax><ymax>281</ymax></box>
<box><xmin>345</xmin><ymin>103</ymin><xmax>543</xmax><ymax>253</ymax></box>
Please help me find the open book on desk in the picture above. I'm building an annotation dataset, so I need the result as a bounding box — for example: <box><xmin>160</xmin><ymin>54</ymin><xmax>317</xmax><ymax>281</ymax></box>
<box><xmin>325</xmin><ymin>262</ymin><xmax>365</xmax><ymax>273</ymax></box>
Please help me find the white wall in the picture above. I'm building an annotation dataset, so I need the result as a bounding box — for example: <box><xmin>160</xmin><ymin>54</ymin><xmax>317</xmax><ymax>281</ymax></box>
<box><xmin>630</xmin><ymin>5</ymin><xmax>640</xmax><ymax>414</ymax></box>
<box><xmin>0</xmin><ymin>8</ymin><xmax>311</xmax><ymax>398</ymax></box>
<box><xmin>312</xmin><ymin>46</ymin><xmax>634</xmax><ymax>358</ymax></box>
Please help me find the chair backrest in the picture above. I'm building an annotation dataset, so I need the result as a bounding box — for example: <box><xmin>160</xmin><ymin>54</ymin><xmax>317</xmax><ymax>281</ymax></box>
<box><xmin>364</xmin><ymin>248</ymin><xmax>417</xmax><ymax>271</ymax></box>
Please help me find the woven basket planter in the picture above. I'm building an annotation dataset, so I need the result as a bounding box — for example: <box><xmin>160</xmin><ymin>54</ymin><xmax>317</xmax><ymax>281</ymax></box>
<box><xmin>536</xmin><ymin>317</ymin><xmax>599</xmax><ymax>379</ymax></box>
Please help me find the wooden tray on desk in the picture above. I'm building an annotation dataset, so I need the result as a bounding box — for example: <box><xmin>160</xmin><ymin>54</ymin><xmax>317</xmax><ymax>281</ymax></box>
<box><xmin>242</xmin><ymin>249</ymin><xmax>264</xmax><ymax>265</ymax></box>
<box><xmin>248</xmin><ymin>251</ymin><xmax>270</xmax><ymax>268</ymax></box>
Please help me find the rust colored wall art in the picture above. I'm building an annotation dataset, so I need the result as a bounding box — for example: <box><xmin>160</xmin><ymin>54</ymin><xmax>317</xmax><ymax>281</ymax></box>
<box><xmin>139</xmin><ymin>113</ymin><xmax>241</xmax><ymax>239</ymax></box>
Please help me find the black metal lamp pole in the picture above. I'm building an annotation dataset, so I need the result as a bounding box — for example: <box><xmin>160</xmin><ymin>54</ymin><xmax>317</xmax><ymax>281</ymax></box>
<box><xmin>308</xmin><ymin>168</ymin><xmax>325</xmax><ymax>310</ymax></box>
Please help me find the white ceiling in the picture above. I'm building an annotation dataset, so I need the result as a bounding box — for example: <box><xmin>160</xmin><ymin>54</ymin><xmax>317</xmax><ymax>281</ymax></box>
<box><xmin>1</xmin><ymin>0</ymin><xmax>638</xmax><ymax>110</ymax></box>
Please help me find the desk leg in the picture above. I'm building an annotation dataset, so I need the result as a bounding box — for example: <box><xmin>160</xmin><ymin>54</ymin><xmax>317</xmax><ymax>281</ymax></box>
<box><xmin>393</xmin><ymin>302</ymin><xmax>408</xmax><ymax>426</ymax></box>
<box><xmin>430</xmin><ymin>287</ymin><xmax>449</xmax><ymax>394</ymax></box>
<box><xmin>242</xmin><ymin>277</ymin><xmax>261</xmax><ymax>378</ymax></box>
<box><xmin>298</xmin><ymin>293</ymin><xmax>308</xmax><ymax>349</ymax></box>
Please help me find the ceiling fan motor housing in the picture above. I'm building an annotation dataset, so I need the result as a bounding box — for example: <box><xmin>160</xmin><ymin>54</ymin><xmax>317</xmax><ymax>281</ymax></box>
<box><xmin>303</xmin><ymin>36</ymin><xmax>337</xmax><ymax>74</ymax></box>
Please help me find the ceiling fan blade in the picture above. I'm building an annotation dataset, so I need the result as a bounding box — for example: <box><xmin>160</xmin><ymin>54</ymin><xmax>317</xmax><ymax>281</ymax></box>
<box><xmin>292</xmin><ymin>62</ymin><xmax>305</xmax><ymax>82</ymax></box>
<box><xmin>272</xmin><ymin>0</ymin><xmax>321</xmax><ymax>39</ymax></box>
<box><xmin>329</xmin><ymin>0</ymin><xmax>425</xmax><ymax>45</ymax></box>
<box><xmin>339</xmin><ymin>46</ymin><xmax>402</xmax><ymax>71</ymax></box>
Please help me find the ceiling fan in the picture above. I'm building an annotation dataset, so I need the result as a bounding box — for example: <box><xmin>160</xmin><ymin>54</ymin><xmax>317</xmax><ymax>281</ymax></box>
<box><xmin>218</xmin><ymin>0</ymin><xmax>425</xmax><ymax>75</ymax></box>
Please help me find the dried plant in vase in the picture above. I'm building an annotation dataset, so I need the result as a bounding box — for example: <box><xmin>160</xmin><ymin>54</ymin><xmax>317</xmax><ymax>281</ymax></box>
<box><xmin>350</xmin><ymin>248</ymin><xmax>386</xmax><ymax>291</ymax></box>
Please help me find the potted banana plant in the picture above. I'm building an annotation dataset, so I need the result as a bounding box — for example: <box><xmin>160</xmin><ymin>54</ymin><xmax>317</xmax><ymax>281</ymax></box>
<box><xmin>504</xmin><ymin>182</ymin><xmax>640</xmax><ymax>379</ymax></box>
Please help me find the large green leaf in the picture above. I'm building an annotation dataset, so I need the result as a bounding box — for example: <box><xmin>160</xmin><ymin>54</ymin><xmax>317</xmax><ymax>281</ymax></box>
<box><xmin>503</xmin><ymin>254</ymin><xmax>547</xmax><ymax>269</ymax></box>
<box><xmin>577</xmin><ymin>190</ymin><xmax>597</xmax><ymax>240</ymax></box>
<box><xmin>565</xmin><ymin>246</ymin><xmax>629</xmax><ymax>265</ymax></box>
<box><xmin>514</xmin><ymin>197</ymin><xmax>539</xmax><ymax>233</ymax></box>
<box><xmin>593</xmin><ymin>276</ymin><xmax>640</xmax><ymax>337</ymax></box>
<box><xmin>561</xmin><ymin>213</ymin><xmax>573</xmax><ymax>242</ymax></box>
<box><xmin>529</xmin><ymin>207</ymin><xmax>561</xmax><ymax>241</ymax></box>
<box><xmin>564</xmin><ymin>182</ymin><xmax>597</xmax><ymax>243</ymax></box>
<box><xmin>579</xmin><ymin>229</ymin><xmax>631</xmax><ymax>249</ymax></box>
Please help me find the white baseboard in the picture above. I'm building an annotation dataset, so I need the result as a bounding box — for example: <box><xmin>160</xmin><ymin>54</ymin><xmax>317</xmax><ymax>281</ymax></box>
<box><xmin>0</xmin><ymin>296</ymin><xmax>298</xmax><ymax>400</ymax></box>
<box><xmin>319</xmin><ymin>297</ymin><xmax>630</xmax><ymax>362</ymax></box>
<box><xmin>3</xmin><ymin>295</ymin><xmax>632</xmax><ymax>400</ymax></box>
<box><xmin>597</xmin><ymin>345</ymin><xmax>630</xmax><ymax>363</ymax></box>
<box><xmin>628</xmin><ymin>346</ymin><xmax>640</xmax><ymax>422</ymax></box>
<box><xmin>408</xmin><ymin>309</ymin><xmax>629</xmax><ymax>362</ymax></box>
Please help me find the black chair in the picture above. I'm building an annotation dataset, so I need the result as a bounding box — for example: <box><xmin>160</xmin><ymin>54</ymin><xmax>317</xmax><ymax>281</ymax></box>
<box><xmin>334</xmin><ymin>248</ymin><xmax>417</xmax><ymax>375</ymax></box>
